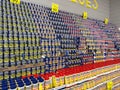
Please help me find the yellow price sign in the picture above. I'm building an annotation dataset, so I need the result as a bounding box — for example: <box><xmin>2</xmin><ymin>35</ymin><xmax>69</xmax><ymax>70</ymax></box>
<box><xmin>52</xmin><ymin>3</ymin><xmax>59</xmax><ymax>13</ymax></box>
<box><xmin>39</xmin><ymin>83</ymin><xmax>43</xmax><ymax>90</ymax></box>
<box><xmin>107</xmin><ymin>81</ymin><xmax>113</xmax><ymax>90</ymax></box>
<box><xmin>104</xmin><ymin>18</ymin><xmax>109</xmax><ymax>24</ymax></box>
<box><xmin>10</xmin><ymin>0</ymin><xmax>20</xmax><ymax>4</ymax></box>
<box><xmin>52</xmin><ymin>76</ymin><xmax>57</xmax><ymax>87</ymax></box>
<box><xmin>71</xmin><ymin>0</ymin><xmax>77</xmax><ymax>3</ymax></box>
<box><xmin>83</xmin><ymin>83</ymin><xmax>87</xmax><ymax>90</ymax></box>
<box><xmin>83</xmin><ymin>12</ymin><xmax>88</xmax><ymax>19</ymax></box>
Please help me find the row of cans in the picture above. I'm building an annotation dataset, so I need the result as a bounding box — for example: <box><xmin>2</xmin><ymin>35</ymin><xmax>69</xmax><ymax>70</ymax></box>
<box><xmin>0</xmin><ymin>0</ymin><xmax>120</xmax><ymax>78</ymax></box>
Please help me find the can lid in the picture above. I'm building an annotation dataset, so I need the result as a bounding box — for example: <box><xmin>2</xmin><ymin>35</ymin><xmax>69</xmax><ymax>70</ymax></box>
<box><xmin>2</xmin><ymin>83</ymin><xmax>8</xmax><ymax>86</ymax></box>
<box><xmin>33</xmin><ymin>74</ymin><xmax>39</xmax><ymax>78</ymax></box>
<box><xmin>2</xmin><ymin>86</ymin><xmax>8</xmax><ymax>90</ymax></box>
<box><xmin>10</xmin><ymin>84</ymin><xmax>17</xmax><ymax>89</ymax></box>
<box><xmin>37</xmin><ymin>77</ymin><xmax>44</xmax><ymax>82</ymax></box>
<box><xmin>29</xmin><ymin>76</ymin><xmax>34</xmax><ymax>79</ymax></box>
<box><xmin>23</xmin><ymin>78</ymin><xmax>31</xmax><ymax>86</ymax></box>
<box><xmin>9</xmin><ymin>80</ymin><xmax>15</xmax><ymax>84</ymax></box>
<box><xmin>10</xmin><ymin>81</ymin><xmax>16</xmax><ymax>86</ymax></box>
<box><xmin>18</xmin><ymin>82</ymin><xmax>24</xmax><ymax>87</ymax></box>
<box><xmin>23</xmin><ymin>78</ymin><xmax>29</xmax><ymax>81</ymax></box>
<box><xmin>16</xmin><ymin>79</ymin><xmax>23</xmax><ymax>83</ymax></box>
<box><xmin>9</xmin><ymin>78</ymin><xmax>15</xmax><ymax>81</ymax></box>
<box><xmin>44</xmin><ymin>75</ymin><xmax>49</xmax><ymax>80</ymax></box>
<box><xmin>25</xmin><ymin>80</ymin><xmax>31</xmax><ymax>86</ymax></box>
<box><xmin>31</xmin><ymin>79</ymin><xmax>38</xmax><ymax>84</ymax></box>
<box><xmin>30</xmin><ymin>76</ymin><xmax>38</xmax><ymax>83</ymax></box>
<box><xmin>28</xmin><ymin>74</ymin><xmax>33</xmax><ymax>78</ymax></box>
<box><xmin>2</xmin><ymin>80</ymin><xmax>8</xmax><ymax>84</ymax></box>
<box><xmin>21</xmin><ymin>76</ymin><xmax>27</xmax><ymax>79</ymax></box>
<box><xmin>15</xmin><ymin>77</ymin><xmax>21</xmax><ymax>81</ymax></box>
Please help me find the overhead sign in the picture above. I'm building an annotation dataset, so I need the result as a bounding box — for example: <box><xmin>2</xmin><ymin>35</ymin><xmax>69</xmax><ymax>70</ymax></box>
<box><xmin>70</xmin><ymin>0</ymin><xmax>99</xmax><ymax>10</ymax></box>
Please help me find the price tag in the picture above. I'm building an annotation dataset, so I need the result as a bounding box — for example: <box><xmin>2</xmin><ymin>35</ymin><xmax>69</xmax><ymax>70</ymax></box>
<box><xmin>104</xmin><ymin>18</ymin><xmax>109</xmax><ymax>24</ymax></box>
<box><xmin>39</xmin><ymin>83</ymin><xmax>43</xmax><ymax>90</ymax></box>
<box><xmin>83</xmin><ymin>83</ymin><xmax>87</xmax><ymax>90</ymax></box>
<box><xmin>52</xmin><ymin>76</ymin><xmax>57</xmax><ymax>87</ymax></box>
<box><xmin>83</xmin><ymin>12</ymin><xmax>88</xmax><ymax>19</ymax></box>
<box><xmin>107</xmin><ymin>81</ymin><xmax>113</xmax><ymax>90</ymax></box>
<box><xmin>10</xmin><ymin>0</ymin><xmax>20</xmax><ymax>4</ymax></box>
<box><xmin>52</xmin><ymin>3</ymin><xmax>59</xmax><ymax>13</ymax></box>
<box><xmin>71</xmin><ymin>0</ymin><xmax>77</xmax><ymax>3</ymax></box>
<box><xmin>65</xmin><ymin>77</ymin><xmax>68</xmax><ymax>84</ymax></box>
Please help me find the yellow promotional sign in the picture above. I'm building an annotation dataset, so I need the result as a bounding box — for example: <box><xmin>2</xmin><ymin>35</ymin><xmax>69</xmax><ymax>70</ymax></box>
<box><xmin>52</xmin><ymin>3</ymin><xmax>59</xmax><ymax>13</ymax></box>
<box><xmin>52</xmin><ymin>76</ymin><xmax>57</xmax><ymax>87</ymax></box>
<box><xmin>39</xmin><ymin>83</ymin><xmax>43</xmax><ymax>90</ymax></box>
<box><xmin>71</xmin><ymin>0</ymin><xmax>77</xmax><ymax>3</ymax></box>
<box><xmin>70</xmin><ymin>0</ymin><xmax>99</xmax><ymax>10</ymax></box>
<box><xmin>104</xmin><ymin>18</ymin><xmax>109</xmax><ymax>24</ymax></box>
<box><xmin>83</xmin><ymin>12</ymin><xmax>88</xmax><ymax>19</ymax></box>
<box><xmin>10</xmin><ymin>0</ymin><xmax>20</xmax><ymax>4</ymax></box>
<box><xmin>83</xmin><ymin>83</ymin><xmax>87</xmax><ymax>90</ymax></box>
<box><xmin>107</xmin><ymin>81</ymin><xmax>113</xmax><ymax>90</ymax></box>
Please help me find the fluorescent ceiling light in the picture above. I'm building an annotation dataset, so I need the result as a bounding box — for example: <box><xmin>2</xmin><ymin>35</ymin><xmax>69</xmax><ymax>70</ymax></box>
<box><xmin>119</xmin><ymin>28</ymin><xmax>120</xmax><ymax>30</ymax></box>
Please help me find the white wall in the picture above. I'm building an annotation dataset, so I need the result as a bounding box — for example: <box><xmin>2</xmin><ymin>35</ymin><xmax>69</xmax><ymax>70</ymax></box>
<box><xmin>21</xmin><ymin>0</ymin><xmax>110</xmax><ymax>21</ymax></box>
<box><xmin>110</xmin><ymin>0</ymin><xmax>120</xmax><ymax>27</ymax></box>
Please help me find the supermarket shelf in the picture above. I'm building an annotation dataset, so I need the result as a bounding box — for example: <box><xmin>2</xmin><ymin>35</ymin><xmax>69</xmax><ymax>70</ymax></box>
<box><xmin>52</xmin><ymin>68</ymin><xmax>120</xmax><ymax>90</ymax></box>
<box><xmin>51</xmin><ymin>85</ymin><xmax>66</xmax><ymax>90</ymax></box>
<box><xmin>112</xmin><ymin>83</ymin><xmax>120</xmax><ymax>89</ymax></box>
<box><xmin>87</xmin><ymin>76</ymin><xmax>120</xmax><ymax>90</ymax></box>
<box><xmin>0</xmin><ymin>63</ymin><xmax>45</xmax><ymax>72</ymax></box>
